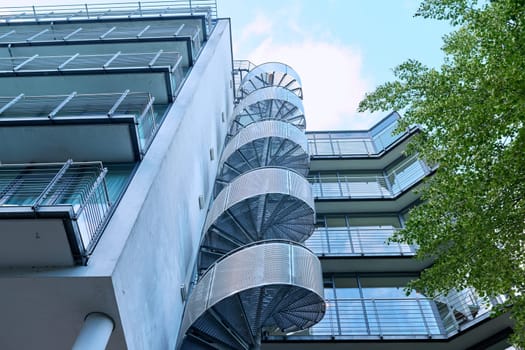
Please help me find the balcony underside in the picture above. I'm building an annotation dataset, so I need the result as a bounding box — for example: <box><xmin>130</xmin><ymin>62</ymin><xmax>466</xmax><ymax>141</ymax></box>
<box><xmin>314</xmin><ymin>183</ymin><xmax>423</xmax><ymax>214</ymax></box>
<box><xmin>0</xmin><ymin>71</ymin><xmax>174</xmax><ymax>104</ymax></box>
<box><xmin>319</xmin><ymin>255</ymin><xmax>431</xmax><ymax>274</ymax></box>
<box><xmin>0</xmin><ymin>208</ymin><xmax>83</xmax><ymax>267</ymax></box>
<box><xmin>1</xmin><ymin>39</ymin><xmax>193</xmax><ymax>67</ymax></box>
<box><xmin>0</xmin><ymin>117</ymin><xmax>140</xmax><ymax>163</ymax></box>
<box><xmin>309</xmin><ymin>131</ymin><xmax>416</xmax><ymax>172</ymax></box>
<box><xmin>263</xmin><ymin>313</ymin><xmax>513</xmax><ymax>350</ymax></box>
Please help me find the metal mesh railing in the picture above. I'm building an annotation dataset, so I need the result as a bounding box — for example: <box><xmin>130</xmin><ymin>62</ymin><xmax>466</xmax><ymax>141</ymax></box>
<box><xmin>0</xmin><ymin>1</ymin><xmax>217</xmax><ymax>23</ymax></box>
<box><xmin>0</xmin><ymin>92</ymin><xmax>159</xmax><ymax>153</ymax></box>
<box><xmin>309</xmin><ymin>156</ymin><xmax>430</xmax><ymax>199</ymax></box>
<box><xmin>305</xmin><ymin>227</ymin><xmax>417</xmax><ymax>256</ymax></box>
<box><xmin>0</xmin><ymin>160</ymin><xmax>111</xmax><ymax>251</ymax></box>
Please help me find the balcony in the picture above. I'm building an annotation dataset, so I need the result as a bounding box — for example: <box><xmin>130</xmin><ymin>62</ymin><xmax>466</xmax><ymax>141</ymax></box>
<box><xmin>305</xmin><ymin>227</ymin><xmax>431</xmax><ymax>273</ymax></box>
<box><xmin>0</xmin><ymin>14</ymin><xmax>208</xmax><ymax>66</ymax></box>
<box><xmin>265</xmin><ymin>289</ymin><xmax>511</xmax><ymax>347</ymax></box>
<box><xmin>306</xmin><ymin>227</ymin><xmax>417</xmax><ymax>256</ymax></box>
<box><xmin>0</xmin><ymin>160</ymin><xmax>111</xmax><ymax>266</ymax></box>
<box><xmin>0</xmin><ymin>92</ymin><xmax>165</xmax><ymax>163</ymax></box>
<box><xmin>310</xmin><ymin>155</ymin><xmax>433</xmax><ymax>214</ymax></box>
<box><xmin>0</xmin><ymin>51</ymin><xmax>184</xmax><ymax>103</ymax></box>
<box><xmin>308</xmin><ymin>112</ymin><xmax>420</xmax><ymax>172</ymax></box>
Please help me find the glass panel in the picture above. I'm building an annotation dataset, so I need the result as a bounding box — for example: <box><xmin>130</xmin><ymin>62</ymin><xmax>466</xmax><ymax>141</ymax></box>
<box><xmin>313</xmin><ymin>140</ymin><xmax>333</xmax><ymax>155</ymax></box>
<box><xmin>104</xmin><ymin>163</ymin><xmax>135</xmax><ymax>202</ymax></box>
<box><xmin>387</xmin><ymin>156</ymin><xmax>427</xmax><ymax>195</ymax></box>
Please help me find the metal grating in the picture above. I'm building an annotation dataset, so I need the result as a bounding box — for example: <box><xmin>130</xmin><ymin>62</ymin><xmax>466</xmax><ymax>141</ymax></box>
<box><xmin>238</xmin><ymin>62</ymin><xmax>303</xmax><ymax>99</ymax></box>
<box><xmin>180</xmin><ymin>242</ymin><xmax>325</xmax><ymax>348</ymax></box>
<box><xmin>179</xmin><ymin>61</ymin><xmax>325</xmax><ymax>349</ymax></box>
<box><xmin>229</xmin><ymin>86</ymin><xmax>305</xmax><ymax>137</ymax></box>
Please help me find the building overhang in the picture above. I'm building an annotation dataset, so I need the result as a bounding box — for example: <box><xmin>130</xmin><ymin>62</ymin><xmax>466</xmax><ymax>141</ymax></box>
<box><xmin>0</xmin><ymin>68</ymin><xmax>176</xmax><ymax>104</ymax></box>
<box><xmin>0</xmin><ymin>208</ymin><xmax>82</xmax><ymax>266</ymax></box>
<box><xmin>319</xmin><ymin>255</ymin><xmax>432</xmax><ymax>274</ymax></box>
<box><xmin>0</xmin><ymin>116</ymin><xmax>141</xmax><ymax>163</ymax></box>
<box><xmin>314</xmin><ymin>182</ymin><xmax>424</xmax><ymax>214</ymax></box>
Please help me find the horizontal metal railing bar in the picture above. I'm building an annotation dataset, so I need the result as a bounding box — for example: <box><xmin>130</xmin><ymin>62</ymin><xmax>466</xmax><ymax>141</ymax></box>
<box><xmin>0</xmin><ymin>22</ymin><xmax>202</xmax><ymax>45</ymax></box>
<box><xmin>0</xmin><ymin>51</ymin><xmax>183</xmax><ymax>72</ymax></box>
<box><xmin>306</xmin><ymin>115</ymin><xmax>417</xmax><ymax>156</ymax></box>
<box><xmin>301</xmin><ymin>288</ymin><xmax>493</xmax><ymax>338</ymax></box>
<box><xmin>309</xmin><ymin>156</ymin><xmax>429</xmax><ymax>199</ymax></box>
<box><xmin>288</xmin><ymin>297</ymin><xmax>442</xmax><ymax>337</ymax></box>
<box><xmin>0</xmin><ymin>1</ymin><xmax>217</xmax><ymax>23</ymax></box>
<box><xmin>305</xmin><ymin>227</ymin><xmax>418</xmax><ymax>256</ymax></box>
<box><xmin>0</xmin><ymin>91</ymin><xmax>152</xmax><ymax>117</ymax></box>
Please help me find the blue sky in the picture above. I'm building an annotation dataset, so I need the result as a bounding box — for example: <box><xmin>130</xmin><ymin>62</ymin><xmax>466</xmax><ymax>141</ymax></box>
<box><xmin>219</xmin><ymin>0</ymin><xmax>452</xmax><ymax>130</ymax></box>
<box><xmin>1</xmin><ymin>0</ymin><xmax>453</xmax><ymax>130</ymax></box>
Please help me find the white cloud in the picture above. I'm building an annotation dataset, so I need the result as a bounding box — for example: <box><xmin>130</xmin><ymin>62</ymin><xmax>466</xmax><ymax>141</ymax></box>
<box><xmin>237</xmin><ymin>5</ymin><xmax>384</xmax><ymax>131</ymax></box>
<box><xmin>237</xmin><ymin>13</ymin><xmax>273</xmax><ymax>49</ymax></box>
<box><xmin>248</xmin><ymin>38</ymin><xmax>378</xmax><ymax>130</ymax></box>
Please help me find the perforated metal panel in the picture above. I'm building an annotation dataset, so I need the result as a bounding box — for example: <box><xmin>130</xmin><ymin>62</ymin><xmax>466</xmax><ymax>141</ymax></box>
<box><xmin>215</xmin><ymin>120</ymin><xmax>309</xmax><ymax>194</ymax></box>
<box><xmin>238</xmin><ymin>62</ymin><xmax>303</xmax><ymax>99</ymax></box>
<box><xmin>205</xmin><ymin>168</ymin><xmax>314</xmax><ymax>238</ymax></box>
<box><xmin>229</xmin><ymin>86</ymin><xmax>305</xmax><ymax>137</ymax></box>
<box><xmin>179</xmin><ymin>61</ymin><xmax>325</xmax><ymax>350</ymax></box>
<box><xmin>180</xmin><ymin>242</ymin><xmax>325</xmax><ymax>349</ymax></box>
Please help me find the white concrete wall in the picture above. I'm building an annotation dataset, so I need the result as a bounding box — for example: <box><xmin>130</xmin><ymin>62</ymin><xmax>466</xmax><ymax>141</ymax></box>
<box><xmin>92</xmin><ymin>19</ymin><xmax>234</xmax><ymax>349</ymax></box>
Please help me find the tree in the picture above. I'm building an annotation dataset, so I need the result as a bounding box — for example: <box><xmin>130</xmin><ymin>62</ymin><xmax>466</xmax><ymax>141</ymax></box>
<box><xmin>358</xmin><ymin>0</ymin><xmax>525</xmax><ymax>346</ymax></box>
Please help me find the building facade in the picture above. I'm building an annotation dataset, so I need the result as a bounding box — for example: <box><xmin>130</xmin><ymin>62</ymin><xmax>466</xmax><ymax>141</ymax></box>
<box><xmin>0</xmin><ymin>2</ymin><xmax>514</xmax><ymax>349</ymax></box>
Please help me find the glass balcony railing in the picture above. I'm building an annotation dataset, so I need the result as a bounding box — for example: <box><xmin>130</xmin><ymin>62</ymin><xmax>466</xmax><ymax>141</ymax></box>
<box><xmin>0</xmin><ymin>51</ymin><xmax>185</xmax><ymax>97</ymax></box>
<box><xmin>0</xmin><ymin>21</ymin><xmax>202</xmax><ymax>58</ymax></box>
<box><xmin>309</xmin><ymin>156</ymin><xmax>430</xmax><ymax>199</ymax></box>
<box><xmin>0</xmin><ymin>160</ymin><xmax>111</xmax><ymax>252</ymax></box>
<box><xmin>0</xmin><ymin>1</ymin><xmax>217</xmax><ymax>23</ymax></box>
<box><xmin>307</xmin><ymin>112</ymin><xmax>413</xmax><ymax>157</ymax></box>
<box><xmin>0</xmin><ymin>92</ymin><xmax>164</xmax><ymax>154</ymax></box>
<box><xmin>305</xmin><ymin>227</ymin><xmax>417</xmax><ymax>256</ymax></box>
<box><xmin>0</xmin><ymin>51</ymin><xmax>183</xmax><ymax>76</ymax></box>
<box><xmin>311</xmin><ymin>297</ymin><xmax>442</xmax><ymax>337</ymax></box>
<box><xmin>272</xmin><ymin>288</ymin><xmax>495</xmax><ymax>339</ymax></box>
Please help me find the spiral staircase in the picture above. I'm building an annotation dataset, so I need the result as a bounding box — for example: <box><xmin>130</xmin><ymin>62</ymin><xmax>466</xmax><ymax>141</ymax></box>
<box><xmin>178</xmin><ymin>62</ymin><xmax>326</xmax><ymax>349</ymax></box>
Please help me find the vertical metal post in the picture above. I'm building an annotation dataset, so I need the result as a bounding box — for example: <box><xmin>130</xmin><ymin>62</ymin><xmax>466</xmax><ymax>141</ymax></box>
<box><xmin>383</xmin><ymin>170</ymin><xmax>393</xmax><ymax>197</ymax></box>
<box><xmin>72</xmin><ymin>313</ymin><xmax>114</xmax><ymax>350</ymax></box>
<box><xmin>32</xmin><ymin>159</ymin><xmax>72</xmax><ymax>210</ymax></box>
<box><xmin>372</xmin><ymin>299</ymin><xmax>382</xmax><ymax>337</ymax></box>
<box><xmin>336</xmin><ymin>173</ymin><xmax>343</xmax><ymax>197</ymax></box>
<box><xmin>416</xmin><ymin>297</ymin><xmax>432</xmax><ymax>337</ymax></box>
<box><xmin>345</xmin><ymin>216</ymin><xmax>356</xmax><ymax>254</ymax></box>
